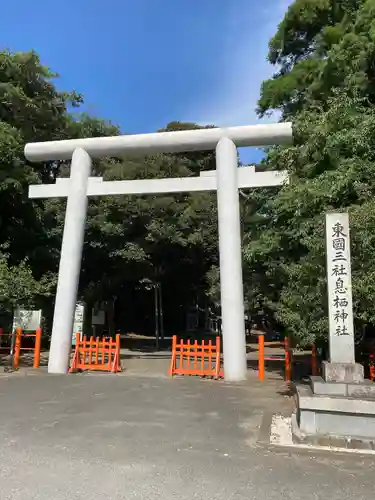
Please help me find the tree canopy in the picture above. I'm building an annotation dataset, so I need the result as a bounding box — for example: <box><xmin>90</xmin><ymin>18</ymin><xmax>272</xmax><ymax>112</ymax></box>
<box><xmin>0</xmin><ymin>50</ymin><xmax>218</xmax><ymax>334</ymax></box>
<box><xmin>245</xmin><ymin>0</ymin><xmax>375</xmax><ymax>345</ymax></box>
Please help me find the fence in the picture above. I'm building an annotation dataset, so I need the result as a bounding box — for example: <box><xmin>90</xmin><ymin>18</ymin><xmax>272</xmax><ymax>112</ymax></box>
<box><xmin>0</xmin><ymin>327</ymin><xmax>42</xmax><ymax>369</ymax></box>
<box><xmin>69</xmin><ymin>334</ymin><xmax>121</xmax><ymax>373</ymax></box>
<box><xmin>258</xmin><ymin>334</ymin><xmax>318</xmax><ymax>382</ymax></box>
<box><xmin>169</xmin><ymin>335</ymin><xmax>223</xmax><ymax>378</ymax></box>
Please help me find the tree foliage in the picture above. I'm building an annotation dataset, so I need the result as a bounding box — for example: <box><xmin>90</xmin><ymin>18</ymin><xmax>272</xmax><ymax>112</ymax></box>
<box><xmin>0</xmin><ymin>50</ymin><xmax>218</xmax><ymax>331</ymax></box>
<box><xmin>244</xmin><ymin>0</ymin><xmax>375</xmax><ymax>345</ymax></box>
<box><xmin>4</xmin><ymin>0</ymin><xmax>375</xmax><ymax>346</ymax></box>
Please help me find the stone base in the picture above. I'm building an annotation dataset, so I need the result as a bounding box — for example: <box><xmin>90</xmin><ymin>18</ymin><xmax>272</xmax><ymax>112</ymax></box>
<box><xmin>311</xmin><ymin>376</ymin><xmax>375</xmax><ymax>398</ymax></box>
<box><xmin>322</xmin><ymin>361</ymin><xmax>364</xmax><ymax>383</ymax></box>
<box><xmin>295</xmin><ymin>380</ymin><xmax>375</xmax><ymax>440</ymax></box>
<box><xmin>291</xmin><ymin>412</ymin><xmax>375</xmax><ymax>451</ymax></box>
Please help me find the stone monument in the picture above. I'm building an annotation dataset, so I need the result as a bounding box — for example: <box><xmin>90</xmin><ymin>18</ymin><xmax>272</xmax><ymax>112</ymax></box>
<box><xmin>293</xmin><ymin>212</ymin><xmax>375</xmax><ymax>449</ymax></box>
<box><xmin>72</xmin><ymin>302</ymin><xmax>84</xmax><ymax>346</ymax></box>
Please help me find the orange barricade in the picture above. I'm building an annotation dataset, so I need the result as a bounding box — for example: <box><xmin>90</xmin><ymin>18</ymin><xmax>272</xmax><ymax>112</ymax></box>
<box><xmin>13</xmin><ymin>328</ymin><xmax>21</xmax><ymax>369</ymax></box>
<box><xmin>169</xmin><ymin>335</ymin><xmax>223</xmax><ymax>378</ymax></box>
<box><xmin>69</xmin><ymin>334</ymin><xmax>121</xmax><ymax>373</ymax></box>
<box><xmin>285</xmin><ymin>337</ymin><xmax>292</xmax><ymax>381</ymax></box>
<box><xmin>14</xmin><ymin>327</ymin><xmax>42</xmax><ymax>369</ymax></box>
<box><xmin>369</xmin><ymin>353</ymin><xmax>375</xmax><ymax>382</ymax></box>
<box><xmin>258</xmin><ymin>334</ymin><xmax>318</xmax><ymax>382</ymax></box>
<box><xmin>0</xmin><ymin>327</ymin><xmax>42</xmax><ymax>369</ymax></box>
<box><xmin>311</xmin><ymin>344</ymin><xmax>318</xmax><ymax>377</ymax></box>
<box><xmin>258</xmin><ymin>335</ymin><xmax>291</xmax><ymax>381</ymax></box>
<box><xmin>291</xmin><ymin>343</ymin><xmax>319</xmax><ymax>377</ymax></box>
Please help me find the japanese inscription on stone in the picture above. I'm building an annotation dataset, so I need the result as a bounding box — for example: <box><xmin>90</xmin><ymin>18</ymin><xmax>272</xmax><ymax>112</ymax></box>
<box><xmin>72</xmin><ymin>302</ymin><xmax>84</xmax><ymax>346</ymax></box>
<box><xmin>326</xmin><ymin>213</ymin><xmax>355</xmax><ymax>364</ymax></box>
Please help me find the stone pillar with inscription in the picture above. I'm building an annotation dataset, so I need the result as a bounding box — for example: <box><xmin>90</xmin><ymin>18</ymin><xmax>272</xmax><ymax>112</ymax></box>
<box><xmin>323</xmin><ymin>213</ymin><xmax>364</xmax><ymax>383</ymax></box>
<box><xmin>292</xmin><ymin>212</ymin><xmax>375</xmax><ymax>450</ymax></box>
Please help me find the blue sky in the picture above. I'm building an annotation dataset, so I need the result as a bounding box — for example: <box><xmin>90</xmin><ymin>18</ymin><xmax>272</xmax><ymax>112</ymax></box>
<box><xmin>1</xmin><ymin>0</ymin><xmax>291</xmax><ymax>163</ymax></box>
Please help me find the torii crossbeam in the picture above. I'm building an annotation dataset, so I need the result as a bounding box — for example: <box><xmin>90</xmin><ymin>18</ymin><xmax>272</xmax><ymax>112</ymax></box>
<box><xmin>25</xmin><ymin>123</ymin><xmax>292</xmax><ymax>381</ymax></box>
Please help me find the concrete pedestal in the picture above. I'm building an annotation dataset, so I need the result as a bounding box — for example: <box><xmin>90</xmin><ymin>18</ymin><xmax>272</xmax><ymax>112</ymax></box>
<box><xmin>322</xmin><ymin>361</ymin><xmax>364</xmax><ymax>383</ymax></box>
<box><xmin>292</xmin><ymin>362</ymin><xmax>375</xmax><ymax>450</ymax></box>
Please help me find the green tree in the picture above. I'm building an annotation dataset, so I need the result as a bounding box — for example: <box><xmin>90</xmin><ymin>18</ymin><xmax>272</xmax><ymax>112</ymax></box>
<box><xmin>0</xmin><ymin>50</ymin><xmax>120</xmax><ymax>316</ymax></box>
<box><xmin>79</xmin><ymin>146</ymin><xmax>219</xmax><ymax>329</ymax></box>
<box><xmin>0</xmin><ymin>50</ymin><xmax>235</xmax><ymax>337</ymax></box>
<box><xmin>242</xmin><ymin>0</ymin><xmax>375</xmax><ymax>346</ymax></box>
<box><xmin>0</xmin><ymin>50</ymin><xmax>79</xmax><ymax>312</ymax></box>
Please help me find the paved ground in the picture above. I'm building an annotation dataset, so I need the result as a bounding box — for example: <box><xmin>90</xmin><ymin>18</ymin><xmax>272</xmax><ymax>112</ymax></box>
<box><xmin>0</xmin><ymin>369</ymin><xmax>375</xmax><ymax>500</ymax></box>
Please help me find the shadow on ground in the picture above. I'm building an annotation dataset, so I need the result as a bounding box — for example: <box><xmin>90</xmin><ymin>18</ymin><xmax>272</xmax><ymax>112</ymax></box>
<box><xmin>120</xmin><ymin>353</ymin><xmax>171</xmax><ymax>361</ymax></box>
<box><xmin>0</xmin><ymin>351</ymin><xmax>49</xmax><ymax>368</ymax></box>
<box><xmin>247</xmin><ymin>352</ymin><xmax>319</xmax><ymax>385</ymax></box>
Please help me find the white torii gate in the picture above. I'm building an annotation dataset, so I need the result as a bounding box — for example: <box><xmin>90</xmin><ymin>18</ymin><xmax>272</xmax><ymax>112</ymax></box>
<box><xmin>25</xmin><ymin>123</ymin><xmax>292</xmax><ymax>381</ymax></box>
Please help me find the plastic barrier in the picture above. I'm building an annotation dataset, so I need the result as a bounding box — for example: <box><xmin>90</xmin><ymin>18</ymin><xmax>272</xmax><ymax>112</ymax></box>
<box><xmin>69</xmin><ymin>334</ymin><xmax>121</xmax><ymax>373</ymax></box>
<box><xmin>0</xmin><ymin>327</ymin><xmax>42</xmax><ymax>369</ymax></box>
<box><xmin>169</xmin><ymin>335</ymin><xmax>223</xmax><ymax>378</ymax></box>
<box><xmin>258</xmin><ymin>334</ymin><xmax>318</xmax><ymax>382</ymax></box>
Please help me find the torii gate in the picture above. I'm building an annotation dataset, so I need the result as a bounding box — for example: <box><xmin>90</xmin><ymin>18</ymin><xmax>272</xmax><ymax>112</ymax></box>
<box><xmin>25</xmin><ymin>123</ymin><xmax>293</xmax><ymax>381</ymax></box>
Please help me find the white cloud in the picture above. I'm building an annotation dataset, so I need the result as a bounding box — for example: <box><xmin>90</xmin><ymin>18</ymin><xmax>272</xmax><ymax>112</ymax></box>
<box><xmin>183</xmin><ymin>0</ymin><xmax>293</xmax><ymax>128</ymax></box>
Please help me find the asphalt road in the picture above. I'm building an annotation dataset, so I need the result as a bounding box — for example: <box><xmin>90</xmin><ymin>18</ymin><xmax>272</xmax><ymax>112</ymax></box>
<box><xmin>0</xmin><ymin>373</ymin><xmax>374</xmax><ymax>499</ymax></box>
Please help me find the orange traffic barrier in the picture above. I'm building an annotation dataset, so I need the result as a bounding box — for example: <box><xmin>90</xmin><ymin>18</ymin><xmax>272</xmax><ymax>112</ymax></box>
<box><xmin>291</xmin><ymin>343</ymin><xmax>319</xmax><ymax>376</ymax></box>
<box><xmin>69</xmin><ymin>334</ymin><xmax>121</xmax><ymax>373</ymax></box>
<box><xmin>258</xmin><ymin>335</ymin><xmax>292</xmax><ymax>381</ymax></box>
<box><xmin>11</xmin><ymin>328</ymin><xmax>42</xmax><ymax>370</ymax></box>
<box><xmin>258</xmin><ymin>334</ymin><xmax>265</xmax><ymax>381</ymax></box>
<box><xmin>169</xmin><ymin>335</ymin><xmax>222</xmax><ymax>378</ymax></box>
<box><xmin>284</xmin><ymin>337</ymin><xmax>292</xmax><ymax>382</ymax></box>
<box><xmin>258</xmin><ymin>334</ymin><xmax>318</xmax><ymax>381</ymax></box>
<box><xmin>370</xmin><ymin>353</ymin><xmax>375</xmax><ymax>382</ymax></box>
<box><xmin>33</xmin><ymin>328</ymin><xmax>42</xmax><ymax>368</ymax></box>
<box><xmin>311</xmin><ymin>344</ymin><xmax>318</xmax><ymax>376</ymax></box>
<box><xmin>13</xmin><ymin>328</ymin><xmax>22</xmax><ymax>369</ymax></box>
